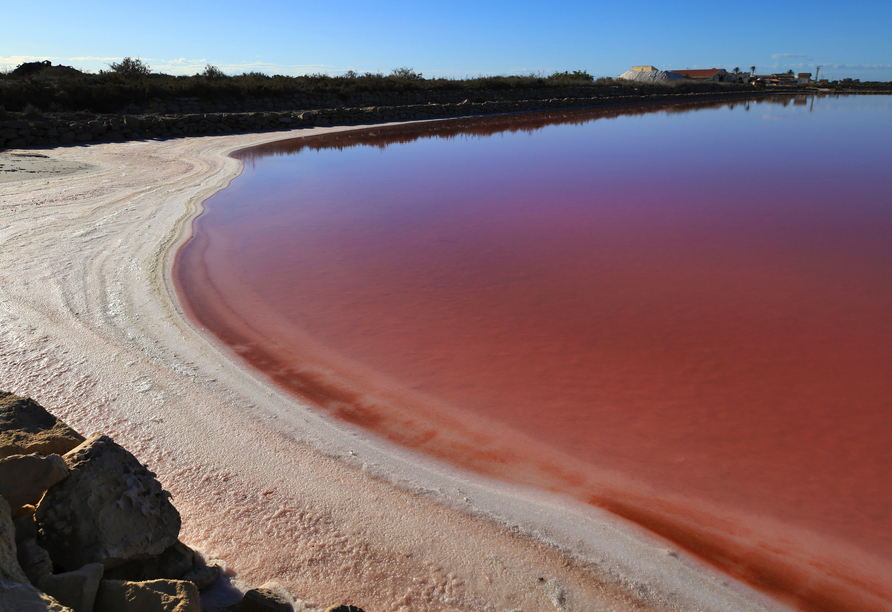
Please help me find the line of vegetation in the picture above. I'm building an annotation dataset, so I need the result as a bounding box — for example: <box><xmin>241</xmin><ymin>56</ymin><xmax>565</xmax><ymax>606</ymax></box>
<box><xmin>0</xmin><ymin>59</ymin><xmax>606</xmax><ymax>114</ymax></box>
<box><xmin>3</xmin><ymin>58</ymin><xmax>887</xmax><ymax>116</ymax></box>
<box><xmin>0</xmin><ymin>59</ymin><xmax>727</xmax><ymax>115</ymax></box>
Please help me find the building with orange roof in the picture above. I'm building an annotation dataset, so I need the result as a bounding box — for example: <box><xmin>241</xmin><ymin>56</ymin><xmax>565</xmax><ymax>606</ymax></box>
<box><xmin>669</xmin><ymin>68</ymin><xmax>731</xmax><ymax>82</ymax></box>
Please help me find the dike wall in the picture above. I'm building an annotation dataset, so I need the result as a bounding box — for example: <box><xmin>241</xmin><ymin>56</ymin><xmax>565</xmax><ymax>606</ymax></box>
<box><xmin>0</xmin><ymin>89</ymin><xmax>796</xmax><ymax>150</ymax></box>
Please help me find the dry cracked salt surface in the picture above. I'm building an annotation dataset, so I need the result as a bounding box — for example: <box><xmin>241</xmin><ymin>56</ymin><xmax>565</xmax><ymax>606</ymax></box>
<box><xmin>0</xmin><ymin>130</ymin><xmax>790</xmax><ymax>612</ymax></box>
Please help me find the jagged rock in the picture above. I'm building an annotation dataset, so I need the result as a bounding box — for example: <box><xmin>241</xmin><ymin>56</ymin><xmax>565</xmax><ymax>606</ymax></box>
<box><xmin>324</xmin><ymin>606</ymin><xmax>366</xmax><ymax>612</ymax></box>
<box><xmin>0</xmin><ymin>453</ymin><xmax>68</xmax><ymax>512</ymax></box>
<box><xmin>182</xmin><ymin>562</ymin><xmax>218</xmax><ymax>591</ymax></box>
<box><xmin>1</xmin><ymin>496</ymin><xmax>30</xmax><ymax>584</ymax></box>
<box><xmin>233</xmin><ymin>581</ymin><xmax>294</xmax><ymax>612</ymax></box>
<box><xmin>94</xmin><ymin>578</ymin><xmax>200</xmax><ymax>612</ymax></box>
<box><xmin>104</xmin><ymin>538</ymin><xmax>220</xmax><ymax>590</ymax></box>
<box><xmin>17</xmin><ymin>537</ymin><xmax>54</xmax><ymax>584</ymax></box>
<box><xmin>37</xmin><ymin>563</ymin><xmax>104</xmax><ymax>612</ymax></box>
<box><xmin>35</xmin><ymin>434</ymin><xmax>181</xmax><ymax>572</ymax></box>
<box><xmin>0</xmin><ymin>497</ymin><xmax>73</xmax><ymax>611</ymax></box>
<box><xmin>103</xmin><ymin>540</ymin><xmax>196</xmax><ymax>582</ymax></box>
<box><xmin>2</xmin><ymin>459</ymin><xmax>60</xmax><ymax>586</ymax></box>
<box><xmin>0</xmin><ymin>580</ymin><xmax>74</xmax><ymax>611</ymax></box>
<box><xmin>0</xmin><ymin>392</ymin><xmax>84</xmax><ymax>459</ymax></box>
<box><xmin>14</xmin><ymin>512</ymin><xmax>38</xmax><ymax>542</ymax></box>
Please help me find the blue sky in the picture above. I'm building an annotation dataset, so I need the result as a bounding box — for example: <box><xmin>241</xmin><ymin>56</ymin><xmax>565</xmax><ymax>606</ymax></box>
<box><xmin>3</xmin><ymin>0</ymin><xmax>891</xmax><ymax>82</ymax></box>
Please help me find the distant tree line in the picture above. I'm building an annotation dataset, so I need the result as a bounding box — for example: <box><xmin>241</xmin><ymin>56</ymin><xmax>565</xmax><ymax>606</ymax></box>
<box><xmin>0</xmin><ymin>58</ymin><xmax>617</xmax><ymax>114</ymax></box>
<box><xmin>6</xmin><ymin>58</ymin><xmax>878</xmax><ymax>116</ymax></box>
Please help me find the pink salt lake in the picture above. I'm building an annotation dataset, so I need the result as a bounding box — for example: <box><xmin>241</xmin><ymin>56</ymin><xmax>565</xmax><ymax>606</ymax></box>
<box><xmin>175</xmin><ymin>95</ymin><xmax>892</xmax><ymax>612</ymax></box>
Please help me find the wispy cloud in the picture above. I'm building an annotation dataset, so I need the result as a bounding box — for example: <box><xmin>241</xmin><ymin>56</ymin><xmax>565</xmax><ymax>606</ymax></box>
<box><xmin>772</xmin><ymin>53</ymin><xmax>812</xmax><ymax>60</ymax></box>
<box><xmin>765</xmin><ymin>61</ymin><xmax>892</xmax><ymax>73</ymax></box>
<box><xmin>0</xmin><ymin>55</ymin><xmax>130</xmax><ymax>73</ymax></box>
<box><xmin>67</xmin><ymin>56</ymin><xmax>123</xmax><ymax>62</ymax></box>
<box><xmin>822</xmin><ymin>63</ymin><xmax>892</xmax><ymax>71</ymax></box>
<box><xmin>214</xmin><ymin>61</ymin><xmax>334</xmax><ymax>76</ymax></box>
<box><xmin>140</xmin><ymin>58</ymin><xmax>209</xmax><ymax>74</ymax></box>
<box><xmin>506</xmin><ymin>67</ymin><xmax>550</xmax><ymax>76</ymax></box>
<box><xmin>0</xmin><ymin>55</ymin><xmax>55</xmax><ymax>70</ymax></box>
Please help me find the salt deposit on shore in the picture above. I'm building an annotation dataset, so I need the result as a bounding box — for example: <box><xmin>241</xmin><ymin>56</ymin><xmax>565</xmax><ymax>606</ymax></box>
<box><xmin>616</xmin><ymin>69</ymin><xmax>685</xmax><ymax>83</ymax></box>
<box><xmin>0</xmin><ymin>130</ymin><xmax>785</xmax><ymax>611</ymax></box>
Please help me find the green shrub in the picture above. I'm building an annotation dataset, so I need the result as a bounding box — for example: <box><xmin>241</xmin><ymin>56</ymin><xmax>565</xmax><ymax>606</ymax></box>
<box><xmin>548</xmin><ymin>70</ymin><xmax>594</xmax><ymax>83</ymax></box>
<box><xmin>202</xmin><ymin>64</ymin><xmax>226</xmax><ymax>80</ymax></box>
<box><xmin>106</xmin><ymin>57</ymin><xmax>151</xmax><ymax>79</ymax></box>
<box><xmin>391</xmin><ymin>67</ymin><xmax>423</xmax><ymax>81</ymax></box>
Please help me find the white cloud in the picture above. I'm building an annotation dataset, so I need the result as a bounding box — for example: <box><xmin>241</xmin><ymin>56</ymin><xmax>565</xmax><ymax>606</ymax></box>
<box><xmin>67</xmin><ymin>56</ymin><xmax>122</xmax><ymax>62</ymax></box>
<box><xmin>0</xmin><ymin>55</ymin><xmax>55</xmax><ymax>71</ymax></box>
<box><xmin>0</xmin><ymin>55</ymin><xmax>55</xmax><ymax>64</ymax></box>
<box><xmin>0</xmin><ymin>55</ymin><xmax>125</xmax><ymax>73</ymax></box>
<box><xmin>824</xmin><ymin>63</ymin><xmax>892</xmax><ymax>71</ymax></box>
<box><xmin>506</xmin><ymin>67</ymin><xmax>549</xmax><ymax>75</ymax></box>
<box><xmin>213</xmin><ymin>61</ymin><xmax>334</xmax><ymax>76</ymax></box>
<box><xmin>772</xmin><ymin>53</ymin><xmax>812</xmax><ymax>60</ymax></box>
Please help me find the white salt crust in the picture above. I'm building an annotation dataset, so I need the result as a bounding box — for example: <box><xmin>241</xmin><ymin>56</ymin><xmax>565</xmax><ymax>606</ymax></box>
<box><xmin>0</xmin><ymin>129</ymin><xmax>789</xmax><ymax>612</ymax></box>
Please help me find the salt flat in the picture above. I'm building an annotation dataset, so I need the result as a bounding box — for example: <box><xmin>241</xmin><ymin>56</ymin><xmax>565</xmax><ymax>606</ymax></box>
<box><xmin>0</xmin><ymin>131</ymin><xmax>783</xmax><ymax>612</ymax></box>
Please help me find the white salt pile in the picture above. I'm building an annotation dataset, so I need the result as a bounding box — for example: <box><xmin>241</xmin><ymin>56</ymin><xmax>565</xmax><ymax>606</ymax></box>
<box><xmin>617</xmin><ymin>69</ymin><xmax>686</xmax><ymax>83</ymax></box>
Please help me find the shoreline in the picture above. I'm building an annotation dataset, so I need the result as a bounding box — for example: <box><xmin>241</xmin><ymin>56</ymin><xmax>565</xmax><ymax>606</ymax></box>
<box><xmin>1</xmin><ymin>126</ymin><xmax>788</xmax><ymax>611</ymax></box>
<box><xmin>0</xmin><ymin>89</ymin><xmax>828</xmax><ymax>150</ymax></box>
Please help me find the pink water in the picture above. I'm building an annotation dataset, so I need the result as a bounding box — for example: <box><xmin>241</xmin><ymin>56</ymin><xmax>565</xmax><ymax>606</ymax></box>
<box><xmin>175</xmin><ymin>96</ymin><xmax>892</xmax><ymax>611</ymax></box>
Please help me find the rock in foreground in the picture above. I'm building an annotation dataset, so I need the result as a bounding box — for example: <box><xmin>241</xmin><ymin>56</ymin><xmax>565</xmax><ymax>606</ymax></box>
<box><xmin>37</xmin><ymin>563</ymin><xmax>104</xmax><ymax>612</ymax></box>
<box><xmin>0</xmin><ymin>392</ymin><xmax>84</xmax><ymax>459</ymax></box>
<box><xmin>1</xmin><ymin>497</ymin><xmax>73</xmax><ymax>611</ymax></box>
<box><xmin>94</xmin><ymin>578</ymin><xmax>200</xmax><ymax>612</ymax></box>
<box><xmin>1</xmin><ymin>391</ymin><xmax>369</xmax><ymax>612</ymax></box>
<box><xmin>233</xmin><ymin>581</ymin><xmax>295</xmax><ymax>612</ymax></box>
<box><xmin>35</xmin><ymin>434</ymin><xmax>181</xmax><ymax>572</ymax></box>
<box><xmin>0</xmin><ymin>453</ymin><xmax>68</xmax><ymax>513</ymax></box>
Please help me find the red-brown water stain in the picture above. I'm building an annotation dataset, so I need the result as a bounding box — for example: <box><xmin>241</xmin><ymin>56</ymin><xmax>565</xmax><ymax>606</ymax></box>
<box><xmin>589</xmin><ymin>494</ymin><xmax>892</xmax><ymax>612</ymax></box>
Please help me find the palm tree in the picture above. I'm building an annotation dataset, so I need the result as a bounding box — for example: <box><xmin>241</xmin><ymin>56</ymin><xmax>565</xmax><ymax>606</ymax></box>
<box><xmin>751</xmin><ymin>65</ymin><xmax>756</xmax><ymax>76</ymax></box>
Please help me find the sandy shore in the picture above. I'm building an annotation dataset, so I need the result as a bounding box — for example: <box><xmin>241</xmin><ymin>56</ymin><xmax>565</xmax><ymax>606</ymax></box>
<box><xmin>0</xmin><ymin>133</ymin><xmax>784</xmax><ymax>612</ymax></box>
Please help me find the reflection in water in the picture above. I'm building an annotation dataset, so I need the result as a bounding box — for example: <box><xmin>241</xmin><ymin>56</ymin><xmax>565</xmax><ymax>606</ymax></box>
<box><xmin>236</xmin><ymin>95</ymin><xmax>799</xmax><ymax>164</ymax></box>
<box><xmin>177</xmin><ymin>95</ymin><xmax>892</xmax><ymax>611</ymax></box>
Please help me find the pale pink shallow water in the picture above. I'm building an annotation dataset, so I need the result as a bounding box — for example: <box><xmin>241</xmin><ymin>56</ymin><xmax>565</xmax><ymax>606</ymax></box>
<box><xmin>176</xmin><ymin>96</ymin><xmax>892</xmax><ymax>611</ymax></box>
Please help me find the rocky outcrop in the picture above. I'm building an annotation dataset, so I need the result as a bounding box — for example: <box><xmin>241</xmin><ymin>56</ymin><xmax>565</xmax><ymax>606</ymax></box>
<box><xmin>233</xmin><ymin>581</ymin><xmax>295</xmax><ymax>612</ymax></box>
<box><xmin>13</xmin><ymin>509</ymin><xmax>54</xmax><ymax>584</ymax></box>
<box><xmin>1</xmin><ymin>497</ymin><xmax>73</xmax><ymax>611</ymax></box>
<box><xmin>102</xmin><ymin>540</ymin><xmax>196</xmax><ymax>582</ymax></box>
<box><xmin>181</xmin><ymin>561</ymin><xmax>218</xmax><ymax>591</ymax></box>
<box><xmin>0</xmin><ymin>392</ymin><xmax>84</xmax><ymax>459</ymax></box>
<box><xmin>94</xmin><ymin>578</ymin><xmax>200</xmax><ymax>612</ymax></box>
<box><xmin>0</xmin><ymin>391</ymin><xmax>367</xmax><ymax>612</ymax></box>
<box><xmin>17</xmin><ymin>533</ymin><xmax>54</xmax><ymax>584</ymax></box>
<box><xmin>37</xmin><ymin>563</ymin><xmax>104</xmax><ymax>612</ymax></box>
<box><xmin>0</xmin><ymin>453</ymin><xmax>68</xmax><ymax>512</ymax></box>
<box><xmin>35</xmin><ymin>434</ymin><xmax>181</xmax><ymax>572</ymax></box>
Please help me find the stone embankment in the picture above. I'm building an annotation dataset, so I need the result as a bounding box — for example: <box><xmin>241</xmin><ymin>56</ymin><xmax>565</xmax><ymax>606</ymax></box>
<box><xmin>0</xmin><ymin>89</ymin><xmax>791</xmax><ymax>149</ymax></box>
<box><xmin>0</xmin><ymin>391</ymin><xmax>364</xmax><ymax>612</ymax></box>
